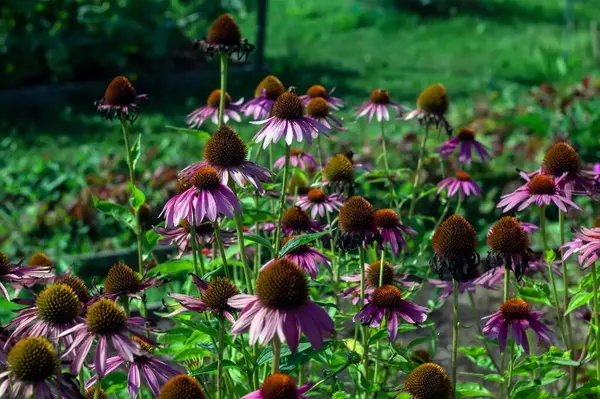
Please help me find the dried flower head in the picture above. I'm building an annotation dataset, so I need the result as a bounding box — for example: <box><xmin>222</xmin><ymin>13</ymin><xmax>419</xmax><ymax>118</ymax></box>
<box><xmin>542</xmin><ymin>142</ymin><xmax>580</xmax><ymax>176</ymax></box>
<box><xmin>202</xmin><ymin>278</ymin><xmax>239</xmax><ymax>314</ymax></box>
<box><xmin>195</xmin><ymin>13</ymin><xmax>254</xmax><ymax>62</ymax></box>
<box><xmin>57</xmin><ymin>275</ymin><xmax>91</xmax><ymax>304</ymax></box>
<box><xmin>487</xmin><ymin>217</ymin><xmax>530</xmax><ymax>279</ymax></box>
<box><xmin>95</xmin><ymin>76</ymin><xmax>146</xmax><ymax>123</ymax></box>
<box><xmin>282</xmin><ymin>206</ymin><xmax>312</xmax><ymax>233</ymax></box>
<box><xmin>338</xmin><ymin>196</ymin><xmax>379</xmax><ymax>250</ymax></box>
<box><xmin>431</xmin><ymin>215</ymin><xmax>479</xmax><ymax>281</ymax></box>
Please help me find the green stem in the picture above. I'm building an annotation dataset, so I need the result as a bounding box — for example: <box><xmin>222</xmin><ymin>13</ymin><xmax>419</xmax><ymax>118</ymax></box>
<box><xmin>559</xmin><ymin>210</ymin><xmax>575</xmax><ymax>392</ymax></box>
<box><xmin>317</xmin><ymin>135</ymin><xmax>324</xmax><ymax>169</ymax></box>
<box><xmin>234</xmin><ymin>209</ymin><xmax>254</xmax><ymax>294</ymax></box>
<box><xmin>272</xmin><ymin>336</ymin><xmax>281</xmax><ymax>374</ymax></box>
<box><xmin>506</xmin><ymin>341</ymin><xmax>516</xmax><ymax>398</ymax></box>
<box><xmin>452</xmin><ymin>279</ymin><xmax>459</xmax><ymax>399</ymax></box>
<box><xmin>213</xmin><ymin>221</ymin><xmax>231</xmax><ymax>279</ymax></box>
<box><xmin>304</xmin><ymin>355</ymin><xmax>356</xmax><ymax>394</ymax></box>
<box><xmin>378</xmin><ymin>250</ymin><xmax>385</xmax><ymax>287</ymax></box>
<box><xmin>190</xmin><ymin>213</ymin><xmax>200</xmax><ymax>276</ymax></box>
<box><xmin>94</xmin><ymin>378</ymin><xmax>102</xmax><ymax>399</ymax></box>
<box><xmin>120</xmin><ymin>296</ymin><xmax>130</xmax><ymax>318</ymax></box>
<box><xmin>591</xmin><ymin>263</ymin><xmax>600</xmax><ymax>387</ymax></box>
<box><xmin>408</xmin><ymin>126</ymin><xmax>430</xmax><ymax>219</ymax></box>
<box><xmin>274</xmin><ymin>145</ymin><xmax>291</xmax><ymax>255</ymax></box>
<box><xmin>499</xmin><ymin>268</ymin><xmax>510</xmax><ymax>399</ymax></box>
<box><xmin>217</xmin><ymin>317</ymin><xmax>225</xmax><ymax>399</ymax></box>
<box><xmin>358</xmin><ymin>246</ymin><xmax>369</xmax><ymax>379</ymax></box>
<box><xmin>217</xmin><ymin>53</ymin><xmax>228</xmax><ymax>127</ymax></box>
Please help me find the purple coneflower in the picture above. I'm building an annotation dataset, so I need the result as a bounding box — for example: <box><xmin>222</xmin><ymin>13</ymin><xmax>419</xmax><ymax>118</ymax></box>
<box><xmin>0</xmin><ymin>252</ymin><xmax>53</xmax><ymax>301</ymax></box>
<box><xmin>375</xmin><ymin>209</ymin><xmax>417</xmax><ymax>256</ymax></box>
<box><xmin>431</xmin><ymin>215</ymin><xmax>480</xmax><ymax>282</ymax></box>
<box><xmin>155</xmin><ymin>221</ymin><xmax>234</xmax><ymax>259</ymax></box>
<box><xmin>400</xmin><ymin>363</ymin><xmax>452</xmax><ymax>399</ymax></box>
<box><xmin>241</xmin><ymin>373</ymin><xmax>312</xmax><ymax>399</ymax></box>
<box><xmin>167</xmin><ymin>276</ymin><xmax>239</xmax><ymax>323</ymax></box>
<box><xmin>355</xmin><ymin>88</ymin><xmax>405</xmax><ymax>122</ymax></box>
<box><xmin>487</xmin><ymin>217</ymin><xmax>530</xmax><ymax>279</ymax></box>
<box><xmin>305</xmin><ymin>97</ymin><xmax>347</xmax><ymax>132</ymax></box>
<box><xmin>59</xmin><ymin>298</ymin><xmax>149</xmax><ymax>377</ymax></box>
<box><xmin>300</xmin><ymin>84</ymin><xmax>344</xmax><ymax>110</ymax></box>
<box><xmin>101</xmin><ymin>262</ymin><xmax>162</xmax><ymax>300</ymax></box>
<box><xmin>281</xmin><ymin>206</ymin><xmax>321</xmax><ymax>235</ymax></box>
<box><xmin>160</xmin><ymin>166</ymin><xmax>241</xmax><ymax>227</ymax></box>
<box><xmin>186</xmin><ymin>89</ymin><xmax>243</xmax><ymax>129</ymax></box>
<box><xmin>87</xmin><ymin>336</ymin><xmax>181</xmax><ymax>398</ymax></box>
<box><xmin>403</xmin><ymin>83</ymin><xmax>452</xmax><ymax>136</ymax></box>
<box><xmin>322</xmin><ymin>154</ymin><xmax>355</xmax><ymax>193</ymax></box>
<box><xmin>296</xmin><ymin>188</ymin><xmax>343</xmax><ymax>219</ymax></box>
<box><xmin>341</xmin><ymin>260</ymin><xmax>415</xmax><ymax>304</ymax></box>
<box><xmin>228</xmin><ymin>259</ymin><xmax>335</xmax><ymax>352</ymax></box>
<box><xmin>252</xmin><ymin>88</ymin><xmax>330</xmax><ymax>149</ymax></box>
<box><xmin>95</xmin><ymin>76</ymin><xmax>147</xmax><ymax>123</ymax></box>
<box><xmin>158</xmin><ymin>375</ymin><xmax>207</xmax><ymax>399</ymax></box>
<box><xmin>243</xmin><ymin>75</ymin><xmax>286</xmax><ymax>120</ymax></box>
<box><xmin>562</xmin><ymin>224</ymin><xmax>600</xmax><ymax>268</ymax></box>
<box><xmin>438</xmin><ymin>127</ymin><xmax>490</xmax><ymax>164</ymax></box>
<box><xmin>437</xmin><ymin>171</ymin><xmax>482</xmax><ymax>200</ymax></box>
<box><xmin>262</xmin><ymin>236</ymin><xmax>330</xmax><ymax>280</ymax></box>
<box><xmin>354</xmin><ymin>285</ymin><xmax>429</xmax><ymax>341</ymax></box>
<box><xmin>194</xmin><ymin>13</ymin><xmax>254</xmax><ymax>62</ymax></box>
<box><xmin>338</xmin><ymin>196</ymin><xmax>380</xmax><ymax>250</ymax></box>
<box><xmin>482</xmin><ymin>298</ymin><xmax>552</xmax><ymax>353</ymax></box>
<box><xmin>497</xmin><ymin>173</ymin><xmax>579</xmax><ymax>213</ymax></box>
<box><xmin>179</xmin><ymin>125</ymin><xmax>272</xmax><ymax>190</ymax></box>
<box><xmin>0</xmin><ymin>337</ymin><xmax>81</xmax><ymax>399</ymax></box>
<box><xmin>274</xmin><ymin>148</ymin><xmax>317</xmax><ymax>170</ymax></box>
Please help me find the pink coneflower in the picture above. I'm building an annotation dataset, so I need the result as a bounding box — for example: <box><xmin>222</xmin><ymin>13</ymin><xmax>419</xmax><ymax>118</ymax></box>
<box><xmin>403</xmin><ymin>83</ymin><xmax>452</xmax><ymax>136</ymax></box>
<box><xmin>101</xmin><ymin>262</ymin><xmax>162</xmax><ymax>300</ymax></box>
<box><xmin>305</xmin><ymin>97</ymin><xmax>347</xmax><ymax>132</ymax></box>
<box><xmin>497</xmin><ymin>173</ymin><xmax>579</xmax><ymax>213</ymax></box>
<box><xmin>160</xmin><ymin>166</ymin><xmax>241</xmax><ymax>227</ymax></box>
<box><xmin>374</xmin><ymin>209</ymin><xmax>417</xmax><ymax>256</ymax></box>
<box><xmin>95</xmin><ymin>76</ymin><xmax>147</xmax><ymax>123</ymax></box>
<box><xmin>87</xmin><ymin>336</ymin><xmax>182</xmax><ymax>398</ymax></box>
<box><xmin>354</xmin><ymin>285</ymin><xmax>429</xmax><ymax>341</ymax></box>
<box><xmin>252</xmin><ymin>88</ymin><xmax>330</xmax><ymax>149</ymax></box>
<box><xmin>273</xmin><ymin>148</ymin><xmax>317</xmax><ymax>170</ymax></box>
<box><xmin>59</xmin><ymin>298</ymin><xmax>149</xmax><ymax>377</ymax></box>
<box><xmin>0</xmin><ymin>337</ymin><xmax>81</xmax><ymax>399</ymax></box>
<box><xmin>300</xmin><ymin>84</ymin><xmax>344</xmax><ymax>110</ymax></box>
<box><xmin>155</xmin><ymin>221</ymin><xmax>234</xmax><ymax>259</ymax></box>
<box><xmin>281</xmin><ymin>206</ymin><xmax>322</xmax><ymax>235</ymax></box>
<box><xmin>487</xmin><ymin>217</ymin><xmax>531</xmax><ymax>280</ymax></box>
<box><xmin>241</xmin><ymin>373</ymin><xmax>312</xmax><ymax>399</ymax></box>
<box><xmin>355</xmin><ymin>89</ymin><xmax>406</xmax><ymax>123</ymax></box>
<box><xmin>562</xmin><ymin>224</ymin><xmax>600</xmax><ymax>268</ymax></box>
<box><xmin>438</xmin><ymin>127</ymin><xmax>490</xmax><ymax>164</ymax></box>
<box><xmin>243</xmin><ymin>75</ymin><xmax>286</xmax><ymax>120</ymax></box>
<box><xmin>296</xmin><ymin>188</ymin><xmax>343</xmax><ymax>219</ymax></box>
<box><xmin>186</xmin><ymin>89</ymin><xmax>243</xmax><ymax>129</ymax></box>
<box><xmin>167</xmin><ymin>276</ymin><xmax>239</xmax><ymax>323</ymax></box>
<box><xmin>0</xmin><ymin>252</ymin><xmax>53</xmax><ymax>301</ymax></box>
<box><xmin>179</xmin><ymin>125</ymin><xmax>272</xmax><ymax>190</ymax></box>
<box><xmin>437</xmin><ymin>171</ymin><xmax>482</xmax><ymax>200</ymax></box>
<box><xmin>338</xmin><ymin>196</ymin><xmax>380</xmax><ymax>250</ymax></box>
<box><xmin>262</xmin><ymin>236</ymin><xmax>331</xmax><ymax>280</ymax></box>
<box><xmin>341</xmin><ymin>260</ymin><xmax>415</xmax><ymax>305</ymax></box>
<box><xmin>482</xmin><ymin>298</ymin><xmax>552</xmax><ymax>353</ymax></box>
<box><xmin>228</xmin><ymin>259</ymin><xmax>335</xmax><ymax>352</ymax></box>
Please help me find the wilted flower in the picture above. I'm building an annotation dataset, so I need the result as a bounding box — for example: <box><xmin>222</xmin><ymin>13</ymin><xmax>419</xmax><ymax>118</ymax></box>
<box><xmin>0</xmin><ymin>252</ymin><xmax>53</xmax><ymax>301</ymax></box>
<box><xmin>497</xmin><ymin>173</ymin><xmax>579</xmax><ymax>213</ymax></box>
<box><xmin>241</xmin><ymin>373</ymin><xmax>313</xmax><ymax>399</ymax></box>
<box><xmin>262</xmin><ymin>236</ymin><xmax>331</xmax><ymax>279</ymax></box>
<box><xmin>186</xmin><ymin>89</ymin><xmax>243</xmax><ymax>129</ymax></box>
<box><xmin>296</xmin><ymin>188</ymin><xmax>343</xmax><ymax>219</ymax></box>
<box><xmin>438</xmin><ymin>127</ymin><xmax>490</xmax><ymax>164</ymax></box>
<box><xmin>487</xmin><ymin>217</ymin><xmax>530</xmax><ymax>279</ymax></box>
<box><xmin>375</xmin><ymin>209</ymin><xmax>417</xmax><ymax>256</ymax></box>
<box><xmin>101</xmin><ymin>262</ymin><xmax>162</xmax><ymax>300</ymax></box>
<box><xmin>355</xmin><ymin>88</ymin><xmax>406</xmax><ymax>123</ymax></box>
<box><xmin>482</xmin><ymin>298</ymin><xmax>552</xmax><ymax>353</ymax></box>
<box><xmin>341</xmin><ymin>260</ymin><xmax>415</xmax><ymax>304</ymax></box>
<box><xmin>273</xmin><ymin>148</ymin><xmax>317</xmax><ymax>170</ymax></box>
<box><xmin>338</xmin><ymin>196</ymin><xmax>380</xmax><ymax>250</ymax></box>
<box><xmin>243</xmin><ymin>75</ymin><xmax>286</xmax><ymax>120</ymax></box>
<box><xmin>403</xmin><ymin>83</ymin><xmax>452</xmax><ymax>136</ymax></box>
<box><xmin>305</xmin><ymin>97</ymin><xmax>347</xmax><ymax>132</ymax></box>
<box><xmin>229</xmin><ymin>259</ymin><xmax>335</xmax><ymax>352</ymax></box>
<box><xmin>300</xmin><ymin>84</ymin><xmax>344</xmax><ymax>110</ymax></box>
<box><xmin>437</xmin><ymin>172</ymin><xmax>482</xmax><ymax>200</ymax></box>
<box><xmin>194</xmin><ymin>13</ymin><xmax>254</xmax><ymax>62</ymax></box>
<box><xmin>158</xmin><ymin>375</ymin><xmax>207</xmax><ymax>399</ymax></box>
<box><xmin>95</xmin><ymin>76</ymin><xmax>147</xmax><ymax>123</ymax></box>
<box><xmin>400</xmin><ymin>362</ymin><xmax>452</xmax><ymax>399</ymax></box>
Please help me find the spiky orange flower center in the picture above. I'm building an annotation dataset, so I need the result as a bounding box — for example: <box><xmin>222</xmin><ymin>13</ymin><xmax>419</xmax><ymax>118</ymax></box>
<box><xmin>367</xmin><ymin>261</ymin><xmax>394</xmax><ymax>287</ymax></box>
<box><xmin>86</xmin><ymin>387</ymin><xmax>107</xmax><ymax>399</ymax></box>
<box><xmin>256</xmin><ymin>259</ymin><xmax>308</xmax><ymax>309</ymax></box>
<box><xmin>306</xmin><ymin>97</ymin><xmax>329</xmax><ymax>118</ymax></box>
<box><xmin>86</xmin><ymin>299</ymin><xmax>127</xmax><ymax>335</ymax></box>
<box><xmin>372</xmin><ymin>285</ymin><xmax>402</xmax><ymax>308</ymax></box>
<box><xmin>260</xmin><ymin>373</ymin><xmax>298</xmax><ymax>399</ymax></box>
<box><xmin>192</xmin><ymin>167</ymin><xmax>221</xmax><ymax>191</ymax></box>
<box><xmin>457</xmin><ymin>128</ymin><xmax>475</xmax><ymax>141</ymax></box>
<box><xmin>455</xmin><ymin>171</ymin><xmax>471</xmax><ymax>181</ymax></box>
<box><xmin>324</xmin><ymin>154</ymin><xmax>354</xmax><ymax>183</ymax></box>
<box><xmin>281</xmin><ymin>207</ymin><xmax>311</xmax><ymax>231</ymax></box>
<box><xmin>416</xmin><ymin>83</ymin><xmax>449</xmax><ymax>115</ymax></box>
<box><xmin>103</xmin><ymin>76</ymin><xmax>137</xmax><ymax>106</ymax></box>
<box><xmin>339</xmin><ymin>196</ymin><xmax>375</xmax><ymax>233</ymax></box>
<box><xmin>542</xmin><ymin>142</ymin><xmax>580</xmax><ymax>176</ymax></box>
<box><xmin>207</xmin><ymin>89</ymin><xmax>231</xmax><ymax>108</ymax></box>
<box><xmin>177</xmin><ymin>178</ymin><xmax>193</xmax><ymax>193</ymax></box>
<box><xmin>307</xmin><ymin>85</ymin><xmax>327</xmax><ymax>99</ymax></box>
<box><xmin>158</xmin><ymin>375</ymin><xmax>207</xmax><ymax>399</ymax></box>
<box><xmin>207</xmin><ymin>14</ymin><xmax>241</xmax><ymax>46</ymax></box>
<box><xmin>500</xmin><ymin>298</ymin><xmax>529</xmax><ymax>322</ymax></box>
<box><xmin>255</xmin><ymin>75</ymin><xmax>285</xmax><ymax>99</ymax></box>
<box><xmin>58</xmin><ymin>275</ymin><xmax>91</xmax><ymax>304</ymax></box>
<box><xmin>374</xmin><ymin>209</ymin><xmax>399</xmax><ymax>228</ymax></box>
<box><xmin>104</xmin><ymin>262</ymin><xmax>141</xmax><ymax>294</ymax></box>
<box><xmin>487</xmin><ymin>217</ymin><xmax>529</xmax><ymax>255</ymax></box>
<box><xmin>527</xmin><ymin>175</ymin><xmax>556</xmax><ymax>195</ymax></box>
<box><xmin>272</xmin><ymin>92</ymin><xmax>304</xmax><ymax>119</ymax></box>
<box><xmin>432</xmin><ymin>215</ymin><xmax>478</xmax><ymax>259</ymax></box>
<box><xmin>370</xmin><ymin>88</ymin><xmax>391</xmax><ymax>104</ymax></box>
<box><xmin>307</xmin><ymin>188</ymin><xmax>327</xmax><ymax>203</ymax></box>
<box><xmin>28</xmin><ymin>252</ymin><xmax>53</xmax><ymax>266</ymax></box>
<box><xmin>8</xmin><ymin>337</ymin><xmax>57</xmax><ymax>382</ymax></box>
<box><xmin>204</xmin><ymin>125</ymin><xmax>247</xmax><ymax>167</ymax></box>
<box><xmin>203</xmin><ymin>278</ymin><xmax>239</xmax><ymax>312</ymax></box>
<box><xmin>404</xmin><ymin>362</ymin><xmax>452</xmax><ymax>399</ymax></box>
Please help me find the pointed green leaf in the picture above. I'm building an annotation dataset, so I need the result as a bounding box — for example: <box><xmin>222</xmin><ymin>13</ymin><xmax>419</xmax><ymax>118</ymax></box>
<box><xmin>279</xmin><ymin>231</ymin><xmax>327</xmax><ymax>257</ymax></box>
<box><xmin>565</xmin><ymin>291</ymin><xmax>593</xmax><ymax>315</ymax></box>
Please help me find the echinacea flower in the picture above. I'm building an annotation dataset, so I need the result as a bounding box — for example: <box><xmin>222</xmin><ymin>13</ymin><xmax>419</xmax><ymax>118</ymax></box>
<box><xmin>95</xmin><ymin>76</ymin><xmax>147</xmax><ymax>123</ymax></box>
<box><xmin>87</xmin><ymin>336</ymin><xmax>181</xmax><ymax>399</ymax></box>
<box><xmin>300</xmin><ymin>84</ymin><xmax>344</xmax><ymax>110</ymax></box>
<box><xmin>229</xmin><ymin>259</ymin><xmax>335</xmax><ymax>352</ymax></box>
<box><xmin>305</xmin><ymin>97</ymin><xmax>347</xmax><ymax>132</ymax></box>
<box><xmin>482</xmin><ymin>298</ymin><xmax>552</xmax><ymax>353</ymax></box>
<box><xmin>55</xmin><ymin>273</ymin><xmax>92</xmax><ymax>305</ymax></box>
<box><xmin>179</xmin><ymin>125</ymin><xmax>272</xmax><ymax>189</ymax></box>
<box><xmin>341</xmin><ymin>260</ymin><xmax>415</xmax><ymax>304</ymax></box>
<box><xmin>281</xmin><ymin>206</ymin><xmax>321</xmax><ymax>235</ymax></box>
<box><xmin>27</xmin><ymin>252</ymin><xmax>54</xmax><ymax>268</ymax></box>
<box><xmin>322</xmin><ymin>154</ymin><xmax>355</xmax><ymax>193</ymax></box>
<box><xmin>252</xmin><ymin>88</ymin><xmax>330</xmax><ymax>149</ymax></box>
<box><xmin>399</xmin><ymin>362</ymin><xmax>452</xmax><ymax>399</ymax></box>
<box><xmin>274</xmin><ymin>148</ymin><xmax>317</xmax><ymax>170</ymax></box>
<box><xmin>403</xmin><ymin>83</ymin><xmax>452</xmax><ymax>136</ymax></box>
<box><xmin>167</xmin><ymin>276</ymin><xmax>239</xmax><ymax>323</ymax></box>
<box><xmin>0</xmin><ymin>337</ymin><xmax>82</xmax><ymax>399</ymax></box>
<box><xmin>0</xmin><ymin>252</ymin><xmax>53</xmax><ymax>301</ymax></box>
<box><xmin>241</xmin><ymin>373</ymin><xmax>312</xmax><ymax>399</ymax></box>
<box><xmin>186</xmin><ymin>89</ymin><xmax>243</xmax><ymax>129</ymax></box>
<box><xmin>158</xmin><ymin>375</ymin><xmax>207</xmax><ymax>399</ymax></box>
<box><xmin>354</xmin><ymin>285</ymin><xmax>429</xmax><ymax>341</ymax></box>
<box><xmin>562</xmin><ymin>224</ymin><xmax>600</xmax><ymax>268</ymax></box>
<box><xmin>296</xmin><ymin>188</ymin><xmax>343</xmax><ymax>219</ymax></box>
<box><xmin>437</xmin><ymin>171</ymin><xmax>482</xmax><ymax>200</ymax></box>
<box><xmin>101</xmin><ymin>262</ymin><xmax>162</xmax><ymax>300</ymax></box>
<box><xmin>538</xmin><ymin>142</ymin><xmax>597</xmax><ymax>196</ymax></box>
<box><xmin>430</xmin><ymin>215</ymin><xmax>480</xmax><ymax>282</ymax></box>
<box><xmin>155</xmin><ymin>221</ymin><xmax>234</xmax><ymax>259</ymax></box>
<box><xmin>243</xmin><ymin>75</ymin><xmax>286</xmax><ymax>120</ymax></box>
<box><xmin>496</xmin><ymin>173</ymin><xmax>579</xmax><ymax>213</ymax></box>
<box><xmin>355</xmin><ymin>89</ymin><xmax>406</xmax><ymax>123</ymax></box>
<box><xmin>59</xmin><ymin>298</ymin><xmax>149</xmax><ymax>377</ymax></box>
<box><xmin>486</xmin><ymin>217</ymin><xmax>531</xmax><ymax>279</ymax></box>
<box><xmin>375</xmin><ymin>209</ymin><xmax>417</xmax><ymax>256</ymax></box>
<box><xmin>160</xmin><ymin>166</ymin><xmax>241</xmax><ymax>227</ymax></box>
<box><xmin>338</xmin><ymin>196</ymin><xmax>380</xmax><ymax>250</ymax></box>
<box><xmin>438</xmin><ymin>127</ymin><xmax>490</xmax><ymax>164</ymax></box>
<box><xmin>263</xmin><ymin>236</ymin><xmax>331</xmax><ymax>279</ymax></box>
<box><xmin>193</xmin><ymin>13</ymin><xmax>254</xmax><ymax>62</ymax></box>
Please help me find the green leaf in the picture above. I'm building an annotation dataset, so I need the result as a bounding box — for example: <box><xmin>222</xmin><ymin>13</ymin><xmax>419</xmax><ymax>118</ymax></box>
<box><xmin>458</xmin><ymin>346</ymin><xmax>496</xmax><ymax>372</ymax></box>
<box><xmin>150</xmin><ymin>259</ymin><xmax>194</xmax><ymax>275</ymax></box>
<box><xmin>131</xmin><ymin>133</ymin><xmax>142</xmax><ymax>171</ymax></box>
<box><xmin>279</xmin><ymin>231</ymin><xmax>327</xmax><ymax>257</ymax></box>
<box><xmin>332</xmin><ymin>392</ymin><xmax>350</xmax><ymax>399</ymax></box>
<box><xmin>92</xmin><ymin>195</ymin><xmax>135</xmax><ymax>231</ymax></box>
<box><xmin>143</xmin><ymin>229</ymin><xmax>161</xmax><ymax>257</ymax></box>
<box><xmin>544</xmin><ymin>249</ymin><xmax>556</xmax><ymax>264</ymax></box>
<box><xmin>129</xmin><ymin>185</ymin><xmax>145</xmax><ymax>210</ymax></box>
<box><xmin>368</xmin><ymin>329</ymin><xmax>387</xmax><ymax>345</ymax></box>
<box><xmin>565</xmin><ymin>291</ymin><xmax>593</xmax><ymax>315</ymax></box>
<box><xmin>244</xmin><ymin>234</ymin><xmax>274</xmax><ymax>253</ymax></box>
<box><xmin>516</xmin><ymin>281</ymin><xmax>552</xmax><ymax>306</ymax></box>
<box><xmin>166</xmin><ymin>125</ymin><xmax>211</xmax><ymax>141</ymax></box>
<box><xmin>191</xmin><ymin>359</ymin><xmax>244</xmax><ymax>375</ymax></box>
<box><xmin>456</xmin><ymin>382</ymin><xmax>494</xmax><ymax>397</ymax></box>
